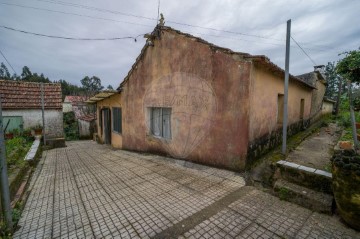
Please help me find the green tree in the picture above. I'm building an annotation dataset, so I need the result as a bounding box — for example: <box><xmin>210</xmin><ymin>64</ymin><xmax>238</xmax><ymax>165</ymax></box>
<box><xmin>20</xmin><ymin>66</ymin><xmax>32</xmax><ymax>80</ymax></box>
<box><xmin>336</xmin><ymin>49</ymin><xmax>360</xmax><ymax>83</ymax></box>
<box><xmin>80</xmin><ymin>76</ymin><xmax>104</xmax><ymax>94</ymax></box>
<box><xmin>106</xmin><ymin>84</ymin><xmax>114</xmax><ymax>90</ymax></box>
<box><xmin>57</xmin><ymin>79</ymin><xmax>85</xmax><ymax>100</ymax></box>
<box><xmin>0</xmin><ymin>62</ymin><xmax>11</xmax><ymax>79</ymax></box>
<box><xmin>336</xmin><ymin>48</ymin><xmax>360</xmax><ymax>148</ymax></box>
<box><xmin>19</xmin><ymin>66</ymin><xmax>51</xmax><ymax>83</ymax></box>
<box><xmin>325</xmin><ymin>62</ymin><xmax>340</xmax><ymax>99</ymax></box>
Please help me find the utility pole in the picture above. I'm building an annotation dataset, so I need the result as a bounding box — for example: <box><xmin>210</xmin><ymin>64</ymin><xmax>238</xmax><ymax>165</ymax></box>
<box><xmin>282</xmin><ymin>19</ymin><xmax>291</xmax><ymax>155</ymax></box>
<box><xmin>0</xmin><ymin>95</ymin><xmax>13</xmax><ymax>231</ymax></box>
<box><xmin>41</xmin><ymin>83</ymin><xmax>46</xmax><ymax>145</ymax></box>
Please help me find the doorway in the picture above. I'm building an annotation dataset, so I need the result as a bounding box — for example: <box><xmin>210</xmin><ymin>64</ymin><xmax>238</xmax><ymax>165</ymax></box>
<box><xmin>102</xmin><ymin>108</ymin><xmax>111</xmax><ymax>144</ymax></box>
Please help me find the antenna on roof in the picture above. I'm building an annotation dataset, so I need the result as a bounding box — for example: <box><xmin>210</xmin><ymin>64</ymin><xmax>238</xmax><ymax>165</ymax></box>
<box><xmin>156</xmin><ymin>0</ymin><xmax>160</xmax><ymax>25</ymax></box>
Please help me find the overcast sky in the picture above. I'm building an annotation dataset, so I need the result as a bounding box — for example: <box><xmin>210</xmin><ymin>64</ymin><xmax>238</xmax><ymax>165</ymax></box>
<box><xmin>0</xmin><ymin>0</ymin><xmax>359</xmax><ymax>88</ymax></box>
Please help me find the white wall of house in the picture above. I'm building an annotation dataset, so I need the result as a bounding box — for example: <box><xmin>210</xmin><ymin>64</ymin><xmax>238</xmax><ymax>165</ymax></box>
<box><xmin>78</xmin><ymin>119</ymin><xmax>91</xmax><ymax>138</ymax></box>
<box><xmin>3</xmin><ymin>109</ymin><xmax>64</xmax><ymax>138</ymax></box>
<box><xmin>322</xmin><ymin>101</ymin><xmax>334</xmax><ymax>115</ymax></box>
<box><xmin>62</xmin><ymin>102</ymin><xmax>73</xmax><ymax>113</ymax></box>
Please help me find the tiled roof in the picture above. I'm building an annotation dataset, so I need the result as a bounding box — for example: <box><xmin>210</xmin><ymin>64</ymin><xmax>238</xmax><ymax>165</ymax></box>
<box><xmin>78</xmin><ymin>114</ymin><xmax>96</xmax><ymax>122</ymax></box>
<box><xmin>296</xmin><ymin>71</ymin><xmax>326</xmax><ymax>88</ymax></box>
<box><xmin>64</xmin><ymin>95</ymin><xmax>90</xmax><ymax>105</ymax></box>
<box><xmin>118</xmin><ymin>25</ymin><xmax>315</xmax><ymax>90</ymax></box>
<box><xmin>296</xmin><ymin>72</ymin><xmax>315</xmax><ymax>86</ymax></box>
<box><xmin>0</xmin><ymin>80</ymin><xmax>62</xmax><ymax>109</ymax></box>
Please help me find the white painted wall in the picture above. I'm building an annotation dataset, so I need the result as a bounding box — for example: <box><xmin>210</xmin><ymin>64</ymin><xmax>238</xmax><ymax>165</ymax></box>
<box><xmin>78</xmin><ymin>119</ymin><xmax>91</xmax><ymax>137</ymax></box>
<box><xmin>322</xmin><ymin>101</ymin><xmax>334</xmax><ymax>115</ymax></box>
<box><xmin>62</xmin><ymin>102</ymin><xmax>73</xmax><ymax>113</ymax></box>
<box><xmin>3</xmin><ymin>109</ymin><xmax>64</xmax><ymax>138</ymax></box>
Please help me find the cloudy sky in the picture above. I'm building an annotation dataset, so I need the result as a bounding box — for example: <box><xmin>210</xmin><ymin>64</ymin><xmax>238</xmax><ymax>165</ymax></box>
<box><xmin>0</xmin><ymin>0</ymin><xmax>359</xmax><ymax>88</ymax></box>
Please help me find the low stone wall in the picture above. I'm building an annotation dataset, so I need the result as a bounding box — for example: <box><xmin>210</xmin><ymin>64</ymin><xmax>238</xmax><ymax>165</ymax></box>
<box><xmin>246</xmin><ymin>119</ymin><xmax>310</xmax><ymax>168</ymax></box>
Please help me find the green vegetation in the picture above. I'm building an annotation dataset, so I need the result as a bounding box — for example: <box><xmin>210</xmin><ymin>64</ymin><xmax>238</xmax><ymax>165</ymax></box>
<box><xmin>6</xmin><ymin>135</ymin><xmax>33</xmax><ymax>172</ymax></box>
<box><xmin>1</xmin><ymin>134</ymin><xmax>34</xmax><ymax>237</ymax></box>
<box><xmin>63</xmin><ymin>112</ymin><xmax>80</xmax><ymax>140</ymax></box>
<box><xmin>331</xmin><ymin>93</ymin><xmax>360</xmax><ymax>142</ymax></box>
<box><xmin>278</xmin><ymin>187</ymin><xmax>290</xmax><ymax>201</ymax></box>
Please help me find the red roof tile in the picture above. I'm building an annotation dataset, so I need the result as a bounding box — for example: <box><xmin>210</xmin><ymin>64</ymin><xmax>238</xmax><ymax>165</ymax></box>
<box><xmin>64</xmin><ymin>95</ymin><xmax>90</xmax><ymax>105</ymax></box>
<box><xmin>0</xmin><ymin>80</ymin><xmax>62</xmax><ymax>109</ymax></box>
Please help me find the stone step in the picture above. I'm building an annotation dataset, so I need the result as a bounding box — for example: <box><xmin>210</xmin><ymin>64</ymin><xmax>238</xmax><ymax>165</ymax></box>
<box><xmin>274</xmin><ymin>179</ymin><xmax>334</xmax><ymax>214</ymax></box>
<box><xmin>275</xmin><ymin>160</ymin><xmax>333</xmax><ymax>194</ymax></box>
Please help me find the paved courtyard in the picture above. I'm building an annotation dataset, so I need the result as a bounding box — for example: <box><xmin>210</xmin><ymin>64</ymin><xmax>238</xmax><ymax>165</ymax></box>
<box><xmin>14</xmin><ymin>141</ymin><xmax>359</xmax><ymax>238</ymax></box>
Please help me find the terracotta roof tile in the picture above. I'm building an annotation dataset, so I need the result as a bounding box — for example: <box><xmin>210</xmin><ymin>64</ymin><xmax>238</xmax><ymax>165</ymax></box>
<box><xmin>0</xmin><ymin>80</ymin><xmax>62</xmax><ymax>109</ymax></box>
<box><xmin>64</xmin><ymin>95</ymin><xmax>90</xmax><ymax>105</ymax></box>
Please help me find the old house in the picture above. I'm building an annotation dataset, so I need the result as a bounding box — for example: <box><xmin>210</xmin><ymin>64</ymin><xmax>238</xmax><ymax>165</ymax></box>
<box><xmin>0</xmin><ymin>80</ymin><xmax>64</xmax><ymax>139</ymax></box>
<box><xmin>297</xmin><ymin>67</ymin><xmax>328</xmax><ymax>121</ymax></box>
<box><xmin>93</xmin><ymin>26</ymin><xmax>317</xmax><ymax>170</ymax></box>
<box><xmin>322</xmin><ymin>97</ymin><xmax>335</xmax><ymax>114</ymax></box>
<box><xmin>63</xmin><ymin>95</ymin><xmax>95</xmax><ymax>138</ymax></box>
<box><xmin>85</xmin><ymin>90</ymin><xmax>121</xmax><ymax>146</ymax></box>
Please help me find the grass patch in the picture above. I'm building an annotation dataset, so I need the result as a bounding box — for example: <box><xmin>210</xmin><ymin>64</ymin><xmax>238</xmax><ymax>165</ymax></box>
<box><xmin>1</xmin><ymin>134</ymin><xmax>34</xmax><ymax>236</ymax></box>
<box><xmin>278</xmin><ymin>187</ymin><xmax>290</xmax><ymax>201</ymax></box>
<box><xmin>6</xmin><ymin>136</ymin><xmax>33</xmax><ymax>173</ymax></box>
<box><xmin>5</xmin><ymin>135</ymin><xmax>34</xmax><ymax>173</ymax></box>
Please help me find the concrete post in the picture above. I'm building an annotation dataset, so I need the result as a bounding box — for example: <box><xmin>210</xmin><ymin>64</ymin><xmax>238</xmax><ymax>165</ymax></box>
<box><xmin>348</xmin><ymin>81</ymin><xmax>359</xmax><ymax>149</ymax></box>
<box><xmin>0</xmin><ymin>95</ymin><xmax>13</xmax><ymax>231</ymax></box>
<box><xmin>282</xmin><ymin>19</ymin><xmax>291</xmax><ymax>155</ymax></box>
<box><xmin>41</xmin><ymin>83</ymin><xmax>46</xmax><ymax>145</ymax></box>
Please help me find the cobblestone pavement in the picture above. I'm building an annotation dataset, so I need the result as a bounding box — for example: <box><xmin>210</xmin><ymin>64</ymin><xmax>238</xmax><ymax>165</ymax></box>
<box><xmin>13</xmin><ymin>141</ymin><xmax>359</xmax><ymax>239</ymax></box>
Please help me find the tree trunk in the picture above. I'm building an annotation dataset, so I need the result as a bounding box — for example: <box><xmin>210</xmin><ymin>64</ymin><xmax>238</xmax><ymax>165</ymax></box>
<box><xmin>335</xmin><ymin>77</ymin><xmax>343</xmax><ymax>115</ymax></box>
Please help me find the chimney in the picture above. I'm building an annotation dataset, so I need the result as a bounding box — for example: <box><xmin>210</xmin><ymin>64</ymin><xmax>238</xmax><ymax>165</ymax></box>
<box><xmin>314</xmin><ymin>65</ymin><xmax>325</xmax><ymax>73</ymax></box>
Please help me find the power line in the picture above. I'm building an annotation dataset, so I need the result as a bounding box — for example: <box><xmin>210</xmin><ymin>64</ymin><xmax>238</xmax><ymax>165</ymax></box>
<box><xmin>189</xmin><ymin>31</ymin><xmax>329</xmax><ymax>52</ymax></box>
<box><xmin>0</xmin><ymin>2</ymin><xmax>154</xmax><ymax>28</ymax></box>
<box><xmin>33</xmin><ymin>0</ymin><xmax>156</xmax><ymax>21</ymax></box>
<box><xmin>0</xmin><ymin>25</ymin><xmax>145</xmax><ymax>41</ymax></box>
<box><xmin>0</xmin><ymin>49</ymin><xmax>17</xmax><ymax>75</ymax></box>
<box><xmin>2</xmin><ymin>1</ymin><xmax>336</xmax><ymax>54</ymax></box>
<box><xmin>23</xmin><ymin>0</ymin><xmax>284</xmax><ymax>42</ymax></box>
<box><xmin>5</xmin><ymin>0</ymin><xmax>337</xmax><ymax>51</ymax></box>
<box><xmin>291</xmin><ymin>36</ymin><xmax>317</xmax><ymax>65</ymax></box>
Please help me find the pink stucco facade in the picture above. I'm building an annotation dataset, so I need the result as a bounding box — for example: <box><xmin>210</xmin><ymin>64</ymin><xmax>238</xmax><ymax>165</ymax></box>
<box><xmin>97</xmin><ymin>26</ymin><xmax>315</xmax><ymax>171</ymax></box>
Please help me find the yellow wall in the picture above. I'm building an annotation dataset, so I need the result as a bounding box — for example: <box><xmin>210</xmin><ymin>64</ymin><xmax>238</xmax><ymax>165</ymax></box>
<box><xmin>249</xmin><ymin>65</ymin><xmax>313</xmax><ymax>141</ymax></box>
<box><xmin>96</xmin><ymin>93</ymin><xmax>123</xmax><ymax>148</ymax></box>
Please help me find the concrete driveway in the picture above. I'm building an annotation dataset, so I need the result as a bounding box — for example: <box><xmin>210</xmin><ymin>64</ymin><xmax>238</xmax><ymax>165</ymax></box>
<box><xmin>14</xmin><ymin>141</ymin><xmax>358</xmax><ymax>238</ymax></box>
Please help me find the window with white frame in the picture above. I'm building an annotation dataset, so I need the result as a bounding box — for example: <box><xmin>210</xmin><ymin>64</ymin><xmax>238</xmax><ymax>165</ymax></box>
<box><xmin>150</xmin><ymin>107</ymin><xmax>171</xmax><ymax>139</ymax></box>
<box><xmin>112</xmin><ymin>107</ymin><xmax>122</xmax><ymax>133</ymax></box>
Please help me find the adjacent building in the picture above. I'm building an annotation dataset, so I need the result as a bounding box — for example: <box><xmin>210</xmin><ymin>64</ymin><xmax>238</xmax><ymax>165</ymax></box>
<box><xmin>92</xmin><ymin>26</ymin><xmax>320</xmax><ymax>171</ymax></box>
<box><xmin>0</xmin><ymin>80</ymin><xmax>64</xmax><ymax>139</ymax></box>
<box><xmin>297</xmin><ymin>67</ymin><xmax>328</xmax><ymax>122</ymax></box>
<box><xmin>63</xmin><ymin>95</ymin><xmax>96</xmax><ymax>138</ymax></box>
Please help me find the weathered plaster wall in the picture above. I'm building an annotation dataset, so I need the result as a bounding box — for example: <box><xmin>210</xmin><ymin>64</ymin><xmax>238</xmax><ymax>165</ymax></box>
<box><xmin>97</xmin><ymin>93</ymin><xmax>123</xmax><ymax>148</ymax></box>
<box><xmin>246</xmin><ymin>65</ymin><xmax>313</xmax><ymax>164</ymax></box>
<box><xmin>78</xmin><ymin>119</ymin><xmax>91</xmax><ymax>137</ymax></box>
<box><xmin>249</xmin><ymin>65</ymin><xmax>312</xmax><ymax>141</ymax></box>
<box><xmin>62</xmin><ymin>102</ymin><xmax>72</xmax><ymax>113</ymax></box>
<box><xmin>122</xmin><ymin>30</ymin><xmax>251</xmax><ymax>170</ymax></box>
<box><xmin>322</xmin><ymin>101</ymin><xmax>334</xmax><ymax>115</ymax></box>
<box><xmin>310</xmin><ymin>78</ymin><xmax>326</xmax><ymax>119</ymax></box>
<box><xmin>2</xmin><ymin>109</ymin><xmax>64</xmax><ymax>138</ymax></box>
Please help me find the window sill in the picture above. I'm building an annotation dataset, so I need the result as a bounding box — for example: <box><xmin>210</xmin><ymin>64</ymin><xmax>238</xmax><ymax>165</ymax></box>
<box><xmin>112</xmin><ymin>131</ymin><xmax>122</xmax><ymax>135</ymax></box>
<box><xmin>146</xmin><ymin>134</ymin><xmax>171</xmax><ymax>141</ymax></box>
